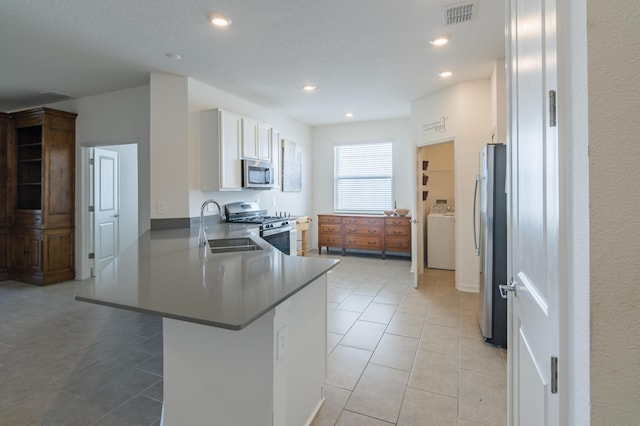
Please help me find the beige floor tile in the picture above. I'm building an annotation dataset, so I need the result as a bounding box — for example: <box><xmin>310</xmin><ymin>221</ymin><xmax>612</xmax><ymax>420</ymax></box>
<box><xmin>336</xmin><ymin>410</ymin><xmax>394</xmax><ymax>425</ymax></box>
<box><xmin>409</xmin><ymin>349</ymin><xmax>459</xmax><ymax>398</ymax></box>
<box><xmin>458</xmin><ymin>420</ymin><xmax>487</xmax><ymax>426</ymax></box>
<box><xmin>328</xmin><ymin>310</ymin><xmax>360</xmax><ymax>334</ymax></box>
<box><xmin>370</xmin><ymin>333</ymin><xmax>419</xmax><ymax>372</ymax></box>
<box><xmin>458</xmin><ymin>369</ymin><xmax>507</xmax><ymax>426</ymax></box>
<box><xmin>327</xmin><ymin>332</ymin><xmax>343</xmax><ymax>354</ymax></box>
<box><xmin>353</xmin><ymin>282</ymin><xmax>385</xmax><ymax>297</ymax></box>
<box><xmin>325</xmin><ymin>345</ymin><xmax>372</xmax><ymax>390</ymax></box>
<box><xmin>338</xmin><ymin>294</ymin><xmax>375</xmax><ymax>313</ymax></box>
<box><xmin>311</xmin><ymin>385</ymin><xmax>351</xmax><ymax>426</ymax></box>
<box><xmin>425</xmin><ymin>306</ymin><xmax>459</xmax><ymax>328</ymax></box>
<box><xmin>386</xmin><ymin>311</ymin><xmax>425</xmax><ymax>339</ymax></box>
<box><xmin>396</xmin><ymin>297</ymin><xmax>429</xmax><ymax>315</ymax></box>
<box><xmin>341</xmin><ymin>321</ymin><xmax>386</xmax><ymax>351</ymax></box>
<box><xmin>397</xmin><ymin>387</ymin><xmax>458</xmax><ymax>426</ymax></box>
<box><xmin>459</xmin><ymin>313</ymin><xmax>483</xmax><ymax>340</ymax></box>
<box><xmin>345</xmin><ymin>364</ymin><xmax>409</xmax><ymax>424</ymax></box>
<box><xmin>328</xmin><ymin>287</ymin><xmax>353</xmax><ymax>304</ymax></box>
<box><xmin>459</xmin><ymin>337</ymin><xmax>506</xmax><ymax>375</ymax></box>
<box><xmin>359</xmin><ymin>302</ymin><xmax>397</xmax><ymax>324</ymax></box>
<box><xmin>419</xmin><ymin>323</ymin><xmax>459</xmax><ymax>355</ymax></box>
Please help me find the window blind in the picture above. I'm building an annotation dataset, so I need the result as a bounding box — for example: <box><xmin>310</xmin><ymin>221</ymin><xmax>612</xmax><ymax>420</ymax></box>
<box><xmin>334</xmin><ymin>141</ymin><xmax>393</xmax><ymax>213</ymax></box>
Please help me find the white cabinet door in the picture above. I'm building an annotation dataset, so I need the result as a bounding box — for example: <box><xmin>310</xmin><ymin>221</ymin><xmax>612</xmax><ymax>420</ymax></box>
<box><xmin>200</xmin><ymin>109</ymin><xmax>242</xmax><ymax>191</ymax></box>
<box><xmin>271</xmin><ymin>128</ymin><xmax>280</xmax><ymax>188</ymax></box>
<box><xmin>242</xmin><ymin>118</ymin><xmax>258</xmax><ymax>159</ymax></box>
<box><xmin>258</xmin><ymin>123</ymin><xmax>272</xmax><ymax>161</ymax></box>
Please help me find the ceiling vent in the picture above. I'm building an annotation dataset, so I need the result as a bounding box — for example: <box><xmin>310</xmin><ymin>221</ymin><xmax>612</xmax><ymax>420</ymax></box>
<box><xmin>443</xmin><ymin>2</ymin><xmax>477</xmax><ymax>25</ymax></box>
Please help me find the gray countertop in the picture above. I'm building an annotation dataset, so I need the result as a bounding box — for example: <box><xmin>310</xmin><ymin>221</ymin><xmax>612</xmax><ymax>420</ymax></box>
<box><xmin>74</xmin><ymin>222</ymin><xmax>339</xmax><ymax>330</ymax></box>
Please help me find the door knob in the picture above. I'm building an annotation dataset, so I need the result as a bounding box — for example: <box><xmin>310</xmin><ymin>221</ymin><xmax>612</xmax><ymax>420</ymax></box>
<box><xmin>499</xmin><ymin>279</ymin><xmax>517</xmax><ymax>298</ymax></box>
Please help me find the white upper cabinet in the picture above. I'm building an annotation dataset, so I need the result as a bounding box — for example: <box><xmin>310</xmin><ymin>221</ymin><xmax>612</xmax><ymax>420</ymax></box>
<box><xmin>242</xmin><ymin>118</ymin><xmax>259</xmax><ymax>160</ymax></box>
<box><xmin>201</xmin><ymin>109</ymin><xmax>242</xmax><ymax>191</ymax></box>
<box><xmin>242</xmin><ymin>118</ymin><xmax>272</xmax><ymax>162</ymax></box>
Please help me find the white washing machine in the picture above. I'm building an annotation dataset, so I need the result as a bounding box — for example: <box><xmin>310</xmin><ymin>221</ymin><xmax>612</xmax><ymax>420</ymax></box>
<box><xmin>427</xmin><ymin>213</ymin><xmax>455</xmax><ymax>270</ymax></box>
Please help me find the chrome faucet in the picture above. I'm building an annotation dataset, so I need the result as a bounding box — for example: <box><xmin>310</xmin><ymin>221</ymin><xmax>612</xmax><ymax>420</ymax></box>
<box><xmin>198</xmin><ymin>200</ymin><xmax>225</xmax><ymax>246</ymax></box>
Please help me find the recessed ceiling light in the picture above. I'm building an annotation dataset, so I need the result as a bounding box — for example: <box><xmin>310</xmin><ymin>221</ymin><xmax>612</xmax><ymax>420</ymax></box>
<box><xmin>165</xmin><ymin>52</ymin><xmax>181</xmax><ymax>60</ymax></box>
<box><xmin>209</xmin><ymin>13</ymin><xmax>232</xmax><ymax>28</ymax></box>
<box><xmin>345</xmin><ymin>112</ymin><xmax>354</xmax><ymax>118</ymax></box>
<box><xmin>438</xmin><ymin>71</ymin><xmax>453</xmax><ymax>78</ymax></box>
<box><xmin>430</xmin><ymin>36</ymin><xmax>449</xmax><ymax>46</ymax></box>
<box><xmin>303</xmin><ymin>84</ymin><xmax>316</xmax><ymax>92</ymax></box>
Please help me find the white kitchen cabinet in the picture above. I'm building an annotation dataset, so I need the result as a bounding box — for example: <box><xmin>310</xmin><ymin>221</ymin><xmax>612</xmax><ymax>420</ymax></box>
<box><xmin>242</xmin><ymin>117</ymin><xmax>258</xmax><ymax>159</ymax></box>
<box><xmin>201</xmin><ymin>109</ymin><xmax>242</xmax><ymax>191</ymax></box>
<box><xmin>271</xmin><ymin>128</ymin><xmax>281</xmax><ymax>188</ymax></box>
<box><xmin>243</xmin><ymin>118</ymin><xmax>272</xmax><ymax>162</ymax></box>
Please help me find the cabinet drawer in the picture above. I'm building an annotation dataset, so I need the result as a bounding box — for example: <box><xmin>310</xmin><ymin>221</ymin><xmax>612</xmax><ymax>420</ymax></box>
<box><xmin>344</xmin><ymin>236</ymin><xmax>381</xmax><ymax>249</ymax></box>
<box><xmin>318</xmin><ymin>215</ymin><xmax>342</xmax><ymax>225</ymax></box>
<box><xmin>319</xmin><ymin>224</ymin><xmax>342</xmax><ymax>234</ymax></box>
<box><xmin>386</xmin><ymin>227</ymin><xmax>410</xmax><ymax>238</ymax></box>
<box><xmin>386</xmin><ymin>217</ymin><xmax>411</xmax><ymax>227</ymax></box>
<box><xmin>319</xmin><ymin>235</ymin><xmax>343</xmax><ymax>246</ymax></box>
<box><xmin>343</xmin><ymin>217</ymin><xmax>384</xmax><ymax>226</ymax></box>
<box><xmin>14</xmin><ymin>210</ymin><xmax>43</xmax><ymax>228</ymax></box>
<box><xmin>344</xmin><ymin>225</ymin><xmax>381</xmax><ymax>235</ymax></box>
<box><xmin>386</xmin><ymin>238</ymin><xmax>411</xmax><ymax>251</ymax></box>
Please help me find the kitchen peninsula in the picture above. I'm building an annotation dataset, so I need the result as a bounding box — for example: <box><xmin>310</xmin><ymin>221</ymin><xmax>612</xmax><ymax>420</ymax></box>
<box><xmin>75</xmin><ymin>223</ymin><xmax>339</xmax><ymax>426</ymax></box>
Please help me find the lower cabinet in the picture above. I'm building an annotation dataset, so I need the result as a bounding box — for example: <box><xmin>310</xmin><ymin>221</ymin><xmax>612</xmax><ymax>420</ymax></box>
<box><xmin>318</xmin><ymin>214</ymin><xmax>411</xmax><ymax>257</ymax></box>
<box><xmin>0</xmin><ymin>228</ymin><xmax>8</xmax><ymax>280</ymax></box>
<box><xmin>11</xmin><ymin>228</ymin><xmax>74</xmax><ymax>285</ymax></box>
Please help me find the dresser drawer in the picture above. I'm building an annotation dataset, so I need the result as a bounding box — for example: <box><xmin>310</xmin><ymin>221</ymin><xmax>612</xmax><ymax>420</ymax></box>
<box><xmin>343</xmin><ymin>217</ymin><xmax>384</xmax><ymax>226</ymax></box>
<box><xmin>385</xmin><ymin>217</ymin><xmax>411</xmax><ymax>227</ymax></box>
<box><xmin>386</xmin><ymin>227</ymin><xmax>410</xmax><ymax>238</ymax></box>
<box><xmin>319</xmin><ymin>235</ymin><xmax>343</xmax><ymax>247</ymax></box>
<box><xmin>318</xmin><ymin>215</ymin><xmax>342</xmax><ymax>225</ymax></box>
<box><xmin>344</xmin><ymin>236</ymin><xmax>381</xmax><ymax>249</ymax></box>
<box><xmin>319</xmin><ymin>224</ymin><xmax>342</xmax><ymax>235</ymax></box>
<box><xmin>344</xmin><ymin>225</ymin><xmax>381</xmax><ymax>235</ymax></box>
<box><xmin>385</xmin><ymin>238</ymin><xmax>411</xmax><ymax>251</ymax></box>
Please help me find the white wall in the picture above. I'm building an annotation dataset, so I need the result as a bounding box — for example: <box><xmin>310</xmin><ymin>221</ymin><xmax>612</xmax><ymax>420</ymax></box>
<box><xmin>311</xmin><ymin>118</ymin><xmax>413</xmax><ymax>249</ymax></box>
<box><xmin>588</xmin><ymin>0</ymin><xmax>640</xmax><ymax>423</ymax></box>
<box><xmin>491</xmin><ymin>59</ymin><xmax>507</xmax><ymax>144</ymax></box>
<box><xmin>412</xmin><ymin>80</ymin><xmax>492</xmax><ymax>292</ymax></box>
<box><xmin>46</xmin><ymin>85</ymin><xmax>151</xmax><ymax>278</ymax></box>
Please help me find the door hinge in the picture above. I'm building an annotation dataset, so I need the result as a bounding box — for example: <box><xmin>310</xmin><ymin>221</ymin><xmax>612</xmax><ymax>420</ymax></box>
<box><xmin>549</xmin><ymin>90</ymin><xmax>557</xmax><ymax>127</ymax></box>
<box><xmin>88</xmin><ymin>206</ymin><xmax>94</xmax><ymax>212</ymax></box>
<box><xmin>89</xmin><ymin>158</ymin><xmax>95</xmax><ymax>165</ymax></box>
<box><xmin>551</xmin><ymin>356</ymin><xmax>558</xmax><ymax>394</ymax></box>
<box><xmin>88</xmin><ymin>252</ymin><xmax>95</xmax><ymax>259</ymax></box>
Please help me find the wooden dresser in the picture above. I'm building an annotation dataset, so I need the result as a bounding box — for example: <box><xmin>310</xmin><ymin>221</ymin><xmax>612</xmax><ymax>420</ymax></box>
<box><xmin>318</xmin><ymin>214</ymin><xmax>411</xmax><ymax>257</ymax></box>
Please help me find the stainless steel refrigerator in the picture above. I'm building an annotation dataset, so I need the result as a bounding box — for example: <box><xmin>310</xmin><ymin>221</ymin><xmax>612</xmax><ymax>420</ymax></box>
<box><xmin>473</xmin><ymin>143</ymin><xmax>507</xmax><ymax>347</ymax></box>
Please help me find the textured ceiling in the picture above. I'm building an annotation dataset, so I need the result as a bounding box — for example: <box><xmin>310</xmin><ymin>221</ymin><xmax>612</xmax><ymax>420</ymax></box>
<box><xmin>0</xmin><ymin>0</ymin><xmax>505</xmax><ymax>125</ymax></box>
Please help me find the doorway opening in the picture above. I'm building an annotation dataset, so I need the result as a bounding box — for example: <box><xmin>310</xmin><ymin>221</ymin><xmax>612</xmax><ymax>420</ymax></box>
<box><xmin>417</xmin><ymin>141</ymin><xmax>455</xmax><ymax>270</ymax></box>
<box><xmin>79</xmin><ymin>143</ymin><xmax>138</xmax><ymax>278</ymax></box>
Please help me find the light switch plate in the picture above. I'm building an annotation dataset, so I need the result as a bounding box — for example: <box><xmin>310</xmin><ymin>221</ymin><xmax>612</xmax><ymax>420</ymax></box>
<box><xmin>157</xmin><ymin>202</ymin><xmax>167</xmax><ymax>215</ymax></box>
<box><xmin>276</xmin><ymin>326</ymin><xmax>288</xmax><ymax>360</ymax></box>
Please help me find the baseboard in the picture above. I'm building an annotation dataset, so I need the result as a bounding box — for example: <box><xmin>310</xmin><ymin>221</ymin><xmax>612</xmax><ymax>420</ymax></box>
<box><xmin>456</xmin><ymin>282</ymin><xmax>479</xmax><ymax>293</ymax></box>
<box><xmin>305</xmin><ymin>397</ymin><xmax>325</xmax><ymax>426</ymax></box>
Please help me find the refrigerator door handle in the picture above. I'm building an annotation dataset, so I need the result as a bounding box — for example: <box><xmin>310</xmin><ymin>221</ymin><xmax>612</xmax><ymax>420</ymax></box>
<box><xmin>473</xmin><ymin>174</ymin><xmax>480</xmax><ymax>256</ymax></box>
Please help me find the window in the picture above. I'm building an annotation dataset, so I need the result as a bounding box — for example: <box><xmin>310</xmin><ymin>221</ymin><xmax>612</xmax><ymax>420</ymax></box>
<box><xmin>334</xmin><ymin>141</ymin><xmax>393</xmax><ymax>213</ymax></box>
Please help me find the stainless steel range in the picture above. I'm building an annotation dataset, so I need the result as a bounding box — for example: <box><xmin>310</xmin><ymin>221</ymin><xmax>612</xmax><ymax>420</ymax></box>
<box><xmin>224</xmin><ymin>202</ymin><xmax>295</xmax><ymax>255</ymax></box>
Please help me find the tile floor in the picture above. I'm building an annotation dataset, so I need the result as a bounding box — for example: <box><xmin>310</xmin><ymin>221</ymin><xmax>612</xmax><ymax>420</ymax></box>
<box><xmin>309</xmin><ymin>250</ymin><xmax>507</xmax><ymax>426</ymax></box>
<box><xmin>0</xmin><ymin>251</ymin><xmax>506</xmax><ymax>425</ymax></box>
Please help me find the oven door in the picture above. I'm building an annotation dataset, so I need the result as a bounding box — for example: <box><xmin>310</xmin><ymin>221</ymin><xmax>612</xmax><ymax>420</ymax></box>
<box><xmin>261</xmin><ymin>225</ymin><xmax>293</xmax><ymax>255</ymax></box>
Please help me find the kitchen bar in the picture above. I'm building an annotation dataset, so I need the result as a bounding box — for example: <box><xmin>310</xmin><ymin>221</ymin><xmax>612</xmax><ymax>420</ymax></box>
<box><xmin>74</xmin><ymin>222</ymin><xmax>339</xmax><ymax>425</ymax></box>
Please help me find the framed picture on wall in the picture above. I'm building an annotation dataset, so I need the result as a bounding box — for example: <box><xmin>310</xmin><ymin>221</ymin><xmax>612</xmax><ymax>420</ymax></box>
<box><xmin>282</xmin><ymin>139</ymin><xmax>302</xmax><ymax>192</ymax></box>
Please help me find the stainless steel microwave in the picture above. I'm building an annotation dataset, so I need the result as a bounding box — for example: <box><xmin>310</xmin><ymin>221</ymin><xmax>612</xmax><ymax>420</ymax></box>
<box><xmin>242</xmin><ymin>160</ymin><xmax>274</xmax><ymax>189</ymax></box>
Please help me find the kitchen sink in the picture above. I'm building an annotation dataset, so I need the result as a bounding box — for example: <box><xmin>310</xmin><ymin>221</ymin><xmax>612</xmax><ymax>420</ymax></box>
<box><xmin>208</xmin><ymin>237</ymin><xmax>263</xmax><ymax>253</ymax></box>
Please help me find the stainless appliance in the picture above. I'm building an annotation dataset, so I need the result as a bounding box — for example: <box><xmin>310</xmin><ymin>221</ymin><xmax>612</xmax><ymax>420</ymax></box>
<box><xmin>242</xmin><ymin>160</ymin><xmax>274</xmax><ymax>189</ymax></box>
<box><xmin>225</xmin><ymin>202</ymin><xmax>295</xmax><ymax>255</ymax></box>
<box><xmin>473</xmin><ymin>144</ymin><xmax>507</xmax><ymax>347</ymax></box>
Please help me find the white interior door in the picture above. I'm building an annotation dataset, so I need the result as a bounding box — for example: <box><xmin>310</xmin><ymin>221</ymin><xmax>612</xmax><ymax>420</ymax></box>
<box><xmin>507</xmin><ymin>0</ymin><xmax>560</xmax><ymax>424</ymax></box>
<box><xmin>411</xmin><ymin>147</ymin><xmax>421</xmax><ymax>288</ymax></box>
<box><xmin>93</xmin><ymin>148</ymin><xmax>120</xmax><ymax>274</ymax></box>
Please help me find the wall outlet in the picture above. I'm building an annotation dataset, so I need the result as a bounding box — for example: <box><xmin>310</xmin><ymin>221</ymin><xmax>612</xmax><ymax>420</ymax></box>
<box><xmin>276</xmin><ymin>326</ymin><xmax>288</xmax><ymax>360</ymax></box>
<box><xmin>157</xmin><ymin>202</ymin><xmax>167</xmax><ymax>215</ymax></box>
<box><xmin>207</xmin><ymin>203</ymin><xmax>215</xmax><ymax>212</ymax></box>
<box><xmin>272</xmin><ymin>197</ymin><xmax>277</xmax><ymax>206</ymax></box>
